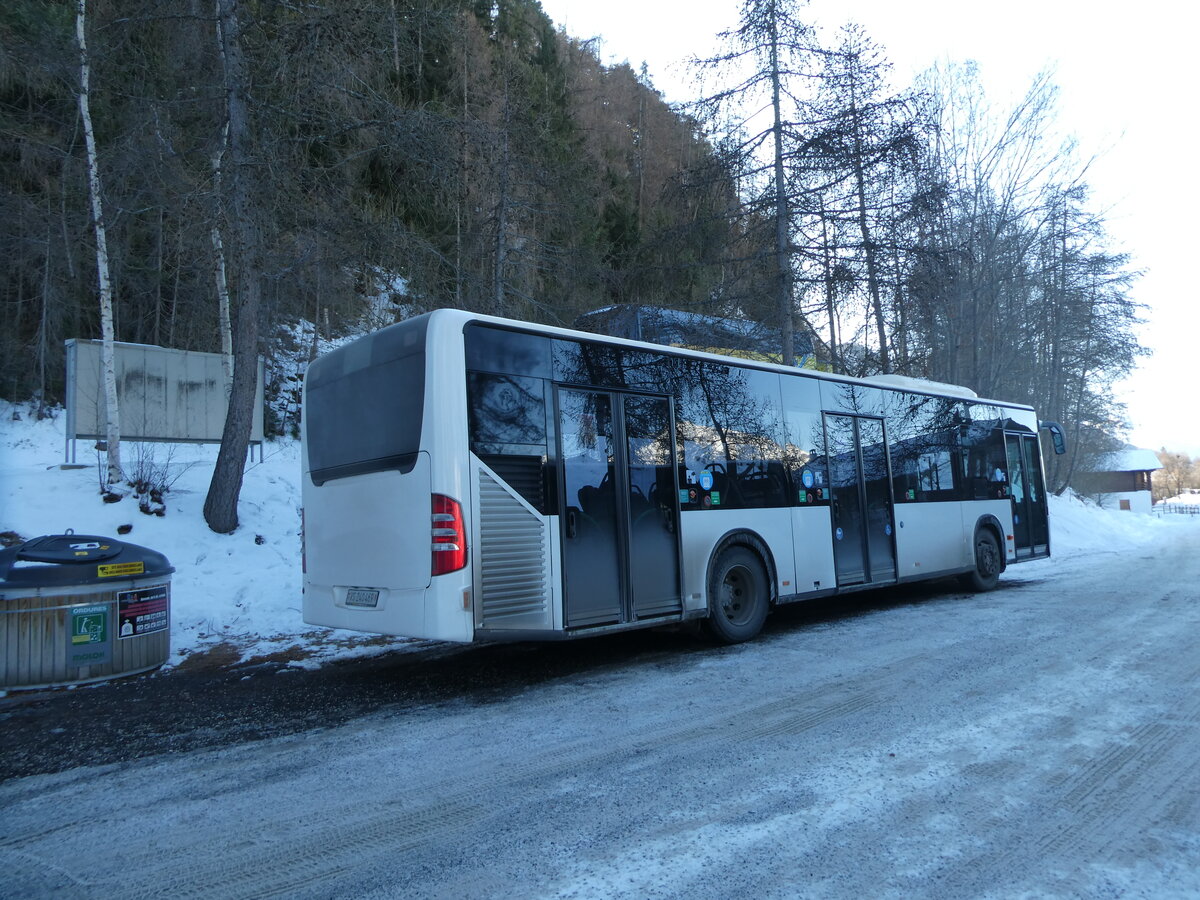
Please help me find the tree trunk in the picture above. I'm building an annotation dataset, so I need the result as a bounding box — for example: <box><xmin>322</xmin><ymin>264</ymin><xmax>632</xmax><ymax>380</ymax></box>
<box><xmin>211</xmin><ymin>123</ymin><xmax>234</xmax><ymax>392</ymax></box>
<box><xmin>768</xmin><ymin>17</ymin><xmax>795</xmax><ymax>366</ymax></box>
<box><xmin>76</xmin><ymin>0</ymin><xmax>122</xmax><ymax>486</ymax></box>
<box><xmin>204</xmin><ymin>0</ymin><xmax>262</xmax><ymax>535</ymax></box>
<box><xmin>493</xmin><ymin>65</ymin><xmax>511</xmax><ymax>317</ymax></box>
<box><xmin>818</xmin><ymin>202</ymin><xmax>840</xmax><ymax>373</ymax></box>
<box><xmin>846</xmin><ymin>86</ymin><xmax>890</xmax><ymax>373</ymax></box>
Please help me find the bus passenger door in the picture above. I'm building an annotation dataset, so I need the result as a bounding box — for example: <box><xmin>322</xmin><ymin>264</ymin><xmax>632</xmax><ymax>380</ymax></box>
<box><xmin>557</xmin><ymin>388</ymin><xmax>682</xmax><ymax>628</ymax></box>
<box><xmin>1005</xmin><ymin>432</ymin><xmax>1049</xmax><ymax>559</ymax></box>
<box><xmin>622</xmin><ymin>395</ymin><xmax>684</xmax><ymax>619</ymax></box>
<box><xmin>826</xmin><ymin>414</ymin><xmax>897</xmax><ymax>587</ymax></box>
<box><xmin>558</xmin><ymin>390</ymin><xmax>622</xmax><ymax>626</ymax></box>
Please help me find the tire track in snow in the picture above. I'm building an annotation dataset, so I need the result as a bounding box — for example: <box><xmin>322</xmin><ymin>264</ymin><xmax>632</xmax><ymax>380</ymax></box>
<box><xmin>11</xmin><ymin>682</ymin><xmax>886</xmax><ymax>900</ymax></box>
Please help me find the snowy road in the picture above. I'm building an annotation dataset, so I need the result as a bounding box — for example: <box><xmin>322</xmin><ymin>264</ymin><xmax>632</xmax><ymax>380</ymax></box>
<box><xmin>3</xmin><ymin>524</ymin><xmax>1200</xmax><ymax>899</ymax></box>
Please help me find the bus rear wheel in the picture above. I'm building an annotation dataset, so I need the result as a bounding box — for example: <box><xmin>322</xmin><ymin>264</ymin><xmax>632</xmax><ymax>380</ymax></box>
<box><xmin>705</xmin><ymin>547</ymin><xmax>769</xmax><ymax>643</ymax></box>
<box><xmin>961</xmin><ymin>529</ymin><xmax>1002</xmax><ymax>592</ymax></box>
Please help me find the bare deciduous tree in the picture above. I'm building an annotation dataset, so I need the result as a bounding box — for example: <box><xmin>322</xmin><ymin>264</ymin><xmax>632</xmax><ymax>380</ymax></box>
<box><xmin>75</xmin><ymin>0</ymin><xmax>122</xmax><ymax>487</ymax></box>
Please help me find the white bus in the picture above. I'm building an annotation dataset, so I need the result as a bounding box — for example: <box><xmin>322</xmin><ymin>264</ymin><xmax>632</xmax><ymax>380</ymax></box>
<box><xmin>301</xmin><ymin>309</ymin><xmax>1061</xmax><ymax>644</ymax></box>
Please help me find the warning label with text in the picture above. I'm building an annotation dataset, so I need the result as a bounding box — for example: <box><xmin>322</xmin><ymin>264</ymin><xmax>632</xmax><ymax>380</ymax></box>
<box><xmin>117</xmin><ymin>584</ymin><xmax>170</xmax><ymax>638</ymax></box>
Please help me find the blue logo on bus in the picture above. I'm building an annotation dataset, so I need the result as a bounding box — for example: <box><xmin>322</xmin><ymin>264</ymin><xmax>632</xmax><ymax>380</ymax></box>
<box><xmin>801</xmin><ymin>470</ymin><xmax>815</xmax><ymax>489</ymax></box>
<box><xmin>698</xmin><ymin>470</ymin><xmax>714</xmax><ymax>491</ymax></box>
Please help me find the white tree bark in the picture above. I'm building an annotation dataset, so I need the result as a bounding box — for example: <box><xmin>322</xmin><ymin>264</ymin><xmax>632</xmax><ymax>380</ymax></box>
<box><xmin>211</xmin><ymin>123</ymin><xmax>234</xmax><ymax>393</ymax></box>
<box><xmin>76</xmin><ymin>0</ymin><xmax>122</xmax><ymax>487</ymax></box>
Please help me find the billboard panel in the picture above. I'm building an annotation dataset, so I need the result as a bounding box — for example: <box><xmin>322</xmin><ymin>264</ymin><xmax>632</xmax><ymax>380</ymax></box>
<box><xmin>65</xmin><ymin>340</ymin><xmax>264</xmax><ymax>446</ymax></box>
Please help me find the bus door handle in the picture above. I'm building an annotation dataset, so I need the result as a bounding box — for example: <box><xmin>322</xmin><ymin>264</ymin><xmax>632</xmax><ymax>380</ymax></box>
<box><xmin>566</xmin><ymin>509</ymin><xmax>578</xmax><ymax>539</ymax></box>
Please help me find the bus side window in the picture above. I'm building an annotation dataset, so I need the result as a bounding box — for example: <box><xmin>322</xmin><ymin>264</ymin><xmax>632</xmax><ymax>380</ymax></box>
<box><xmin>961</xmin><ymin>424</ymin><xmax>1008</xmax><ymax>501</ymax></box>
<box><xmin>467</xmin><ymin>371</ymin><xmax>550</xmax><ymax>512</ymax></box>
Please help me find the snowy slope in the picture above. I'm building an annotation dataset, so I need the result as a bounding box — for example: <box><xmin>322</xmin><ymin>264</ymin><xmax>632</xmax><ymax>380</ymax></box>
<box><xmin>1</xmin><ymin>399</ymin><xmax>1193</xmax><ymax>670</ymax></box>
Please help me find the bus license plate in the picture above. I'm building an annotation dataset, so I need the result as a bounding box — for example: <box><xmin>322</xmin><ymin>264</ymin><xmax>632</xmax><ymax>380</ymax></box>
<box><xmin>345</xmin><ymin>588</ymin><xmax>380</xmax><ymax>608</ymax></box>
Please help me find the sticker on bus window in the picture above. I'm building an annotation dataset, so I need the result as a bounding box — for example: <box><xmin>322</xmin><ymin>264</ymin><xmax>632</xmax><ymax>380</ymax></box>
<box><xmin>710</xmin><ymin>492</ymin><xmax>721</xmax><ymax>506</ymax></box>
<box><xmin>679</xmin><ymin>489</ymin><xmax>690</xmax><ymax>504</ymax></box>
<box><xmin>698</xmin><ymin>470</ymin><xmax>714</xmax><ymax>491</ymax></box>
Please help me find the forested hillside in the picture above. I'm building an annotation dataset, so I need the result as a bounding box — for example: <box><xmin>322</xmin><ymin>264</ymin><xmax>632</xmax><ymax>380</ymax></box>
<box><xmin>0</xmin><ymin>0</ymin><xmax>1142</xmax><ymax>492</ymax></box>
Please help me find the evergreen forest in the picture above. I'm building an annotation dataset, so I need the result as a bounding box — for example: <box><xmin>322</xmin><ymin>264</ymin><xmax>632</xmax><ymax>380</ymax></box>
<box><xmin>1</xmin><ymin>0</ymin><xmax>1143</xmax><ymax>497</ymax></box>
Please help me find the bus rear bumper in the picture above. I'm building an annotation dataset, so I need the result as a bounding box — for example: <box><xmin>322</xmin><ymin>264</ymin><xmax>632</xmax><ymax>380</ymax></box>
<box><xmin>302</xmin><ymin>582</ymin><xmax>475</xmax><ymax>642</ymax></box>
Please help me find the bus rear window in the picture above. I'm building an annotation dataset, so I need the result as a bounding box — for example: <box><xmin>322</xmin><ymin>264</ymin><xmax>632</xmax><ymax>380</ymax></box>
<box><xmin>305</xmin><ymin>318</ymin><xmax>428</xmax><ymax>485</ymax></box>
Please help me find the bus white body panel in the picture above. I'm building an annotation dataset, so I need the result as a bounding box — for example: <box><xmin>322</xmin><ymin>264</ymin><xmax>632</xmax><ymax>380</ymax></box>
<box><xmin>677</xmin><ymin>508</ymin><xmax>796</xmax><ymax>610</ymax></box>
<box><xmin>302</xmin><ymin>452</ymin><xmax>475</xmax><ymax>642</ymax></box>
<box><xmin>893</xmin><ymin>501</ymin><xmax>971</xmax><ymax>577</ymax></box>
<box><xmin>790</xmin><ymin>507</ymin><xmax>837</xmax><ymax>595</ymax></box>
<box><xmin>305</xmin><ymin>457</ymin><xmax>432</xmax><ymax>596</ymax></box>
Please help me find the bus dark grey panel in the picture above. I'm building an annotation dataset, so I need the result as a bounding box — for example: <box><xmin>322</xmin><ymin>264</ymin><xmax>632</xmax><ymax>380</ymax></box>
<box><xmin>464</xmin><ymin>324</ymin><xmax>551</xmax><ymax>378</ymax></box>
<box><xmin>305</xmin><ymin>319</ymin><xmax>426</xmax><ymax>486</ymax></box>
<box><xmin>781</xmin><ymin>375</ymin><xmax>832</xmax><ymax>508</ymax></box>
<box><xmin>675</xmin><ymin>366</ymin><xmax>789</xmax><ymax>511</ymax></box>
<box><xmin>820</xmin><ymin>380</ymin><xmax>888</xmax><ymax>417</ymax></box>
<box><xmin>467</xmin><ymin>372</ymin><xmax>551</xmax><ymax>513</ymax></box>
<box><xmin>883</xmin><ymin>393</ymin><xmax>962</xmax><ymax>504</ymax></box>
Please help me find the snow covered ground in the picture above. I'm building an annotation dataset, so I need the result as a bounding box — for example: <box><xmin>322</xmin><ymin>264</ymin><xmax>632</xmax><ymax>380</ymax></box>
<box><xmin>0</xmin><ymin>397</ymin><xmax>1194</xmax><ymax>671</ymax></box>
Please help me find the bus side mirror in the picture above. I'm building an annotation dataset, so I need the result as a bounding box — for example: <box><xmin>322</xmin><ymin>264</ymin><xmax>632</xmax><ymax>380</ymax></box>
<box><xmin>1039</xmin><ymin>421</ymin><xmax>1067</xmax><ymax>456</ymax></box>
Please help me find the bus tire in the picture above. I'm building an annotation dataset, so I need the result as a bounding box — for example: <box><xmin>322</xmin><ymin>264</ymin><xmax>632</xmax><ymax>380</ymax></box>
<box><xmin>961</xmin><ymin>528</ymin><xmax>1002</xmax><ymax>592</ymax></box>
<box><xmin>705</xmin><ymin>547</ymin><xmax>769</xmax><ymax>643</ymax></box>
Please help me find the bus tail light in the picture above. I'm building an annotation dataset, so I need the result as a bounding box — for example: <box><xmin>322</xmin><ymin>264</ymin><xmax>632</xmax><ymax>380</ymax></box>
<box><xmin>431</xmin><ymin>494</ymin><xmax>467</xmax><ymax>575</ymax></box>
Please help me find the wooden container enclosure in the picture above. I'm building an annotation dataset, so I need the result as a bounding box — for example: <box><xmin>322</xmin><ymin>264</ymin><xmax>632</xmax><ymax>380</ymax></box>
<box><xmin>0</xmin><ymin>534</ymin><xmax>173</xmax><ymax>690</ymax></box>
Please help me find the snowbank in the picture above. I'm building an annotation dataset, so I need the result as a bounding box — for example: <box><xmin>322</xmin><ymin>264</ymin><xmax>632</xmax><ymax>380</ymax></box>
<box><xmin>2</xmin><ymin>399</ymin><xmax>1196</xmax><ymax>671</ymax></box>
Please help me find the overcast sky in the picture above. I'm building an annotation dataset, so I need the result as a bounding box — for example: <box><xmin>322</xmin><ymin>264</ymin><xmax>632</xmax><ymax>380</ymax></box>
<box><xmin>538</xmin><ymin>0</ymin><xmax>1199</xmax><ymax>455</ymax></box>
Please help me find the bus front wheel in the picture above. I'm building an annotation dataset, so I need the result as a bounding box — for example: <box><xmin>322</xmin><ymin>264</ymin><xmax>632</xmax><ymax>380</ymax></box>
<box><xmin>705</xmin><ymin>547</ymin><xmax>769</xmax><ymax>643</ymax></box>
<box><xmin>961</xmin><ymin>529</ymin><xmax>1002</xmax><ymax>592</ymax></box>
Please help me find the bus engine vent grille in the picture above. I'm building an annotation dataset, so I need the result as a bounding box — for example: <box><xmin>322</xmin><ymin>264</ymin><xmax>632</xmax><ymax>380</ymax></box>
<box><xmin>478</xmin><ymin>470</ymin><xmax>549</xmax><ymax>627</ymax></box>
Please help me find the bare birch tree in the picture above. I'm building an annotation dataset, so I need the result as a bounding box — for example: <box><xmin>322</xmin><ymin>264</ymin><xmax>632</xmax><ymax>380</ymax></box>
<box><xmin>210</xmin><ymin>123</ymin><xmax>234</xmax><ymax>393</ymax></box>
<box><xmin>75</xmin><ymin>0</ymin><xmax>122</xmax><ymax>487</ymax></box>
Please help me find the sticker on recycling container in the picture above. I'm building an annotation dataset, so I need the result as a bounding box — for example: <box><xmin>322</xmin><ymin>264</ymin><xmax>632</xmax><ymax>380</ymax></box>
<box><xmin>98</xmin><ymin>561</ymin><xmax>144</xmax><ymax>578</ymax></box>
<box><xmin>68</xmin><ymin>604</ymin><xmax>111</xmax><ymax>667</ymax></box>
